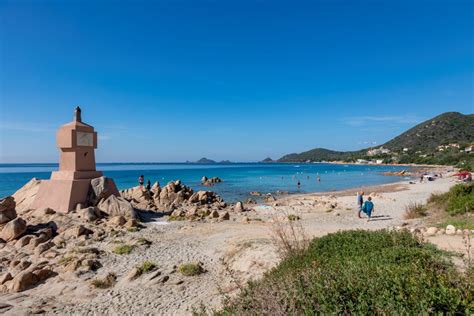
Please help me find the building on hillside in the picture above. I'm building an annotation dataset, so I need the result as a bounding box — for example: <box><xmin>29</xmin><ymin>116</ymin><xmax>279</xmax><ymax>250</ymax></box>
<box><xmin>356</xmin><ymin>159</ymin><xmax>368</xmax><ymax>164</ymax></box>
<box><xmin>367</xmin><ymin>147</ymin><xmax>391</xmax><ymax>156</ymax></box>
<box><xmin>464</xmin><ymin>145</ymin><xmax>473</xmax><ymax>153</ymax></box>
<box><xmin>403</xmin><ymin>148</ymin><xmax>409</xmax><ymax>152</ymax></box>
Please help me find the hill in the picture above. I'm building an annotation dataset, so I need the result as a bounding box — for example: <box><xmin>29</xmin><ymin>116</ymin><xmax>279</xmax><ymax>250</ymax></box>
<box><xmin>382</xmin><ymin>112</ymin><xmax>474</xmax><ymax>151</ymax></box>
<box><xmin>277</xmin><ymin>112</ymin><xmax>474</xmax><ymax>168</ymax></box>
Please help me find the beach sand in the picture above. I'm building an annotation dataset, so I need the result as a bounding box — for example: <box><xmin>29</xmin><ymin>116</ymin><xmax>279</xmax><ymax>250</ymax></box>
<box><xmin>0</xmin><ymin>173</ymin><xmax>470</xmax><ymax>315</ymax></box>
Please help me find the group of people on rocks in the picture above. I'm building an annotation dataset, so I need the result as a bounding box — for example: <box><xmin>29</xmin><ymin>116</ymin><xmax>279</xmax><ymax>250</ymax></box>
<box><xmin>138</xmin><ymin>175</ymin><xmax>151</xmax><ymax>192</ymax></box>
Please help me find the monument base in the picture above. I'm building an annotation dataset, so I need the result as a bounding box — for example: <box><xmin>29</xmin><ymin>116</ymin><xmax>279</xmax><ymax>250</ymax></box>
<box><xmin>32</xmin><ymin>177</ymin><xmax>119</xmax><ymax>213</ymax></box>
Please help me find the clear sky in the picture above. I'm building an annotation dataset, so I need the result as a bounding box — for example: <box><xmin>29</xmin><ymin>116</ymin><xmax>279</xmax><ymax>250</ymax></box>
<box><xmin>0</xmin><ymin>0</ymin><xmax>473</xmax><ymax>163</ymax></box>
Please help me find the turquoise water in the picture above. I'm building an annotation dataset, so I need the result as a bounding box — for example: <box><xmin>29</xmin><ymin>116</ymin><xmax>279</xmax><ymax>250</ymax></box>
<box><xmin>0</xmin><ymin>163</ymin><xmax>408</xmax><ymax>202</ymax></box>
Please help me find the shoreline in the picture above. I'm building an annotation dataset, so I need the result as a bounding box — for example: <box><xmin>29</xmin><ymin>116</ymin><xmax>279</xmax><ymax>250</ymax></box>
<box><xmin>0</xmin><ymin>168</ymin><xmax>467</xmax><ymax>315</ymax></box>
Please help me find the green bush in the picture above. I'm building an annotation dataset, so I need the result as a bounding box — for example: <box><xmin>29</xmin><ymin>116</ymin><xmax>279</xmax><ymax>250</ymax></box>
<box><xmin>217</xmin><ymin>230</ymin><xmax>472</xmax><ymax>314</ymax></box>
<box><xmin>429</xmin><ymin>183</ymin><xmax>474</xmax><ymax>216</ymax></box>
<box><xmin>136</xmin><ymin>261</ymin><xmax>157</xmax><ymax>275</ymax></box>
<box><xmin>91</xmin><ymin>273</ymin><xmax>117</xmax><ymax>289</ymax></box>
<box><xmin>178</xmin><ymin>263</ymin><xmax>205</xmax><ymax>276</ymax></box>
<box><xmin>112</xmin><ymin>244</ymin><xmax>135</xmax><ymax>255</ymax></box>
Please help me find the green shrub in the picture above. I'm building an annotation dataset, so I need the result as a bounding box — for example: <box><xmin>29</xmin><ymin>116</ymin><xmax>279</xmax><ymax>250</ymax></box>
<box><xmin>112</xmin><ymin>244</ymin><xmax>134</xmax><ymax>255</ymax></box>
<box><xmin>218</xmin><ymin>230</ymin><xmax>471</xmax><ymax>314</ymax></box>
<box><xmin>429</xmin><ymin>183</ymin><xmax>474</xmax><ymax>216</ymax></box>
<box><xmin>178</xmin><ymin>263</ymin><xmax>204</xmax><ymax>276</ymax></box>
<box><xmin>136</xmin><ymin>261</ymin><xmax>157</xmax><ymax>275</ymax></box>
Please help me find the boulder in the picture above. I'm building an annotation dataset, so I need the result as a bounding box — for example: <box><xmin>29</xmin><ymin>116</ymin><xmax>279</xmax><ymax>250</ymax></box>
<box><xmin>78</xmin><ymin>207</ymin><xmax>100</xmax><ymax>222</ymax></box>
<box><xmin>64</xmin><ymin>225</ymin><xmax>93</xmax><ymax>239</ymax></box>
<box><xmin>15</xmin><ymin>235</ymin><xmax>33</xmax><ymax>248</ymax></box>
<box><xmin>0</xmin><ymin>217</ymin><xmax>27</xmax><ymax>242</ymax></box>
<box><xmin>0</xmin><ymin>273</ymin><xmax>12</xmax><ymax>285</ymax></box>
<box><xmin>220</xmin><ymin>211</ymin><xmax>230</xmax><ymax>221</ymax></box>
<box><xmin>234</xmin><ymin>201</ymin><xmax>245</xmax><ymax>212</ymax></box>
<box><xmin>97</xmin><ymin>195</ymin><xmax>136</xmax><ymax>219</ymax></box>
<box><xmin>88</xmin><ymin>176</ymin><xmax>114</xmax><ymax>206</ymax></box>
<box><xmin>12</xmin><ymin>178</ymin><xmax>41</xmax><ymax>215</ymax></box>
<box><xmin>424</xmin><ymin>227</ymin><xmax>438</xmax><ymax>236</ymax></box>
<box><xmin>201</xmin><ymin>176</ymin><xmax>222</xmax><ymax>186</ymax></box>
<box><xmin>0</xmin><ymin>197</ymin><xmax>16</xmax><ymax>224</ymax></box>
<box><xmin>446</xmin><ymin>225</ymin><xmax>456</xmax><ymax>235</ymax></box>
<box><xmin>10</xmin><ymin>271</ymin><xmax>39</xmax><ymax>292</ymax></box>
<box><xmin>109</xmin><ymin>216</ymin><xmax>126</xmax><ymax>226</ymax></box>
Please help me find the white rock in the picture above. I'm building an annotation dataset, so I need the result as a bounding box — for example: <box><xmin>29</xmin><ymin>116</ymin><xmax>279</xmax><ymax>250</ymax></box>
<box><xmin>424</xmin><ymin>227</ymin><xmax>438</xmax><ymax>236</ymax></box>
<box><xmin>445</xmin><ymin>225</ymin><xmax>456</xmax><ymax>235</ymax></box>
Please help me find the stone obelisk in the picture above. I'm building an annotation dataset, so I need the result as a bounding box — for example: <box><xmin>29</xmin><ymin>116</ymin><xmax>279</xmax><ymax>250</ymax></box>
<box><xmin>32</xmin><ymin>107</ymin><xmax>119</xmax><ymax>212</ymax></box>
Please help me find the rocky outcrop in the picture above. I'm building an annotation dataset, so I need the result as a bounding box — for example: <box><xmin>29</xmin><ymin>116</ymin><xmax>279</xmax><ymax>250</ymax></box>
<box><xmin>201</xmin><ymin>176</ymin><xmax>223</xmax><ymax>186</ymax></box>
<box><xmin>88</xmin><ymin>176</ymin><xmax>115</xmax><ymax>206</ymax></box>
<box><xmin>0</xmin><ymin>197</ymin><xmax>17</xmax><ymax>224</ymax></box>
<box><xmin>0</xmin><ymin>217</ymin><xmax>27</xmax><ymax>242</ymax></box>
<box><xmin>97</xmin><ymin>195</ymin><xmax>136</xmax><ymax>219</ymax></box>
<box><xmin>12</xmin><ymin>178</ymin><xmax>41</xmax><ymax>215</ymax></box>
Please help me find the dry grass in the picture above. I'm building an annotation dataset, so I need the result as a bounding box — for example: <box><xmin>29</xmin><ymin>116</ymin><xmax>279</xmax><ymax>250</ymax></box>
<box><xmin>91</xmin><ymin>273</ymin><xmax>117</xmax><ymax>289</ymax></box>
<box><xmin>404</xmin><ymin>202</ymin><xmax>428</xmax><ymax>219</ymax></box>
<box><xmin>271</xmin><ymin>211</ymin><xmax>309</xmax><ymax>259</ymax></box>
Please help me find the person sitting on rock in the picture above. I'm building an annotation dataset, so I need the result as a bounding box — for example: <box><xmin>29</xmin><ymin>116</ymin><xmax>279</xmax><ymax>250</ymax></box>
<box><xmin>361</xmin><ymin>196</ymin><xmax>374</xmax><ymax>222</ymax></box>
<box><xmin>138</xmin><ymin>175</ymin><xmax>144</xmax><ymax>188</ymax></box>
<box><xmin>146</xmin><ymin>180</ymin><xmax>151</xmax><ymax>192</ymax></box>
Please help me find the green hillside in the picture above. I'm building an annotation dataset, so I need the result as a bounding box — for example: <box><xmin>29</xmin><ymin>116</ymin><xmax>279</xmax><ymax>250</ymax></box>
<box><xmin>277</xmin><ymin>112</ymin><xmax>474</xmax><ymax>168</ymax></box>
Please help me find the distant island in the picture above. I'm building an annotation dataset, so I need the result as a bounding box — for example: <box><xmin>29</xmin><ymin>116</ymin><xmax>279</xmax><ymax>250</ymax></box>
<box><xmin>194</xmin><ymin>158</ymin><xmax>233</xmax><ymax>164</ymax></box>
<box><xmin>277</xmin><ymin>112</ymin><xmax>474</xmax><ymax>170</ymax></box>
<box><xmin>260</xmin><ymin>157</ymin><xmax>274</xmax><ymax>163</ymax></box>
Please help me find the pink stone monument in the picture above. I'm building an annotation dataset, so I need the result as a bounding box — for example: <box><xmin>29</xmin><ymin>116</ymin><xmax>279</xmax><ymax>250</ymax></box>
<box><xmin>32</xmin><ymin>107</ymin><xmax>119</xmax><ymax>212</ymax></box>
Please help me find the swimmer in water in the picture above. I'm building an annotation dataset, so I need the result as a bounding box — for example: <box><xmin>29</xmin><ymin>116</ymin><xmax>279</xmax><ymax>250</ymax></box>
<box><xmin>317</xmin><ymin>176</ymin><xmax>321</xmax><ymax>182</ymax></box>
<box><xmin>297</xmin><ymin>181</ymin><xmax>301</xmax><ymax>189</ymax></box>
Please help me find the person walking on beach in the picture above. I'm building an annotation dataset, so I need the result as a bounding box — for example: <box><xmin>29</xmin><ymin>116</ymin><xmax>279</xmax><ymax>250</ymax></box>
<box><xmin>138</xmin><ymin>175</ymin><xmax>144</xmax><ymax>188</ymax></box>
<box><xmin>357</xmin><ymin>191</ymin><xmax>364</xmax><ymax>218</ymax></box>
<box><xmin>361</xmin><ymin>196</ymin><xmax>374</xmax><ymax>222</ymax></box>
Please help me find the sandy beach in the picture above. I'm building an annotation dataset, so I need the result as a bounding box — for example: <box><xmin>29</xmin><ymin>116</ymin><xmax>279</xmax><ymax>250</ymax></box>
<box><xmin>0</xmin><ymin>169</ymin><xmax>470</xmax><ymax>315</ymax></box>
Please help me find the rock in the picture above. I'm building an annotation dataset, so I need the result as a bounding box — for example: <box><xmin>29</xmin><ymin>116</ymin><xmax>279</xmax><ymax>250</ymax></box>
<box><xmin>250</xmin><ymin>191</ymin><xmax>261</xmax><ymax>196</ymax></box>
<box><xmin>78</xmin><ymin>207</ymin><xmax>100</xmax><ymax>222</ymax></box>
<box><xmin>15</xmin><ymin>235</ymin><xmax>33</xmax><ymax>249</ymax></box>
<box><xmin>220</xmin><ymin>211</ymin><xmax>230</xmax><ymax>221</ymax></box>
<box><xmin>424</xmin><ymin>227</ymin><xmax>438</xmax><ymax>236</ymax></box>
<box><xmin>35</xmin><ymin>241</ymin><xmax>54</xmax><ymax>255</ymax></box>
<box><xmin>125</xmin><ymin>267</ymin><xmax>140</xmax><ymax>281</ymax></box>
<box><xmin>32</xmin><ymin>268</ymin><xmax>55</xmax><ymax>282</ymax></box>
<box><xmin>437</xmin><ymin>228</ymin><xmax>445</xmax><ymax>235</ymax></box>
<box><xmin>0</xmin><ymin>197</ymin><xmax>16</xmax><ymax>224</ymax></box>
<box><xmin>463</xmin><ymin>229</ymin><xmax>471</xmax><ymax>235</ymax></box>
<box><xmin>31</xmin><ymin>208</ymin><xmax>55</xmax><ymax>218</ymax></box>
<box><xmin>82</xmin><ymin>259</ymin><xmax>102</xmax><ymax>271</ymax></box>
<box><xmin>10</xmin><ymin>271</ymin><xmax>39</xmax><ymax>292</ymax></box>
<box><xmin>88</xmin><ymin>176</ymin><xmax>116</xmax><ymax>206</ymax></box>
<box><xmin>264</xmin><ymin>194</ymin><xmax>276</xmax><ymax>202</ymax></box>
<box><xmin>234</xmin><ymin>202</ymin><xmax>245</xmax><ymax>212</ymax></box>
<box><xmin>97</xmin><ymin>195</ymin><xmax>136</xmax><ymax>219</ymax></box>
<box><xmin>201</xmin><ymin>176</ymin><xmax>222</xmax><ymax>186</ymax></box>
<box><xmin>446</xmin><ymin>225</ymin><xmax>456</xmax><ymax>235</ymax></box>
<box><xmin>0</xmin><ymin>217</ymin><xmax>27</xmax><ymax>242</ymax></box>
<box><xmin>64</xmin><ymin>225</ymin><xmax>93</xmax><ymax>239</ymax></box>
<box><xmin>210</xmin><ymin>210</ymin><xmax>219</xmax><ymax>218</ymax></box>
<box><xmin>12</xmin><ymin>178</ymin><xmax>41</xmax><ymax>215</ymax></box>
<box><xmin>125</xmin><ymin>219</ymin><xmax>138</xmax><ymax>229</ymax></box>
<box><xmin>0</xmin><ymin>273</ymin><xmax>12</xmax><ymax>285</ymax></box>
<box><xmin>456</xmin><ymin>229</ymin><xmax>463</xmax><ymax>236</ymax></box>
<box><xmin>109</xmin><ymin>215</ymin><xmax>126</xmax><ymax>226</ymax></box>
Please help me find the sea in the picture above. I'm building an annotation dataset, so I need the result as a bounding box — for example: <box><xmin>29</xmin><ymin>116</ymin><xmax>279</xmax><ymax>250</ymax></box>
<box><xmin>0</xmin><ymin>163</ymin><xmax>409</xmax><ymax>202</ymax></box>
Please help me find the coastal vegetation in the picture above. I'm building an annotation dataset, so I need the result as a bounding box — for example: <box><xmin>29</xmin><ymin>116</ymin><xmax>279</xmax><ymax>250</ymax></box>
<box><xmin>216</xmin><ymin>230</ymin><xmax>472</xmax><ymax>314</ymax></box>
<box><xmin>178</xmin><ymin>263</ymin><xmax>205</xmax><ymax>276</ymax></box>
<box><xmin>404</xmin><ymin>202</ymin><xmax>428</xmax><ymax>219</ymax></box>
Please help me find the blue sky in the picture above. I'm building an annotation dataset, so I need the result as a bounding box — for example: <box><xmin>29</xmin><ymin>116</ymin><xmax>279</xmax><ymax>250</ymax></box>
<box><xmin>0</xmin><ymin>0</ymin><xmax>473</xmax><ymax>163</ymax></box>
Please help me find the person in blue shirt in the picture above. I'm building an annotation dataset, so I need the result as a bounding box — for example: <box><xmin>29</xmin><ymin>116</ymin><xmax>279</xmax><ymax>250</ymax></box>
<box><xmin>361</xmin><ymin>196</ymin><xmax>374</xmax><ymax>222</ymax></box>
<box><xmin>357</xmin><ymin>191</ymin><xmax>364</xmax><ymax>218</ymax></box>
